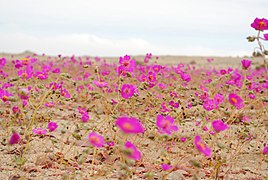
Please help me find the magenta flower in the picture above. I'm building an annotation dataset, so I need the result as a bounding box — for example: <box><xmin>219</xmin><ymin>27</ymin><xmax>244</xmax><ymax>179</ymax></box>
<box><xmin>88</xmin><ymin>132</ymin><xmax>105</xmax><ymax>148</ymax></box>
<box><xmin>263</xmin><ymin>146</ymin><xmax>268</xmax><ymax>154</ymax></box>
<box><xmin>212</xmin><ymin>120</ymin><xmax>229</xmax><ymax>132</ymax></box>
<box><xmin>119</xmin><ymin>54</ymin><xmax>136</xmax><ymax>71</ymax></box>
<box><xmin>45</xmin><ymin>101</ymin><xmax>55</xmax><ymax>108</ymax></box>
<box><xmin>35</xmin><ymin>71</ymin><xmax>48</xmax><ymax>80</ymax></box>
<box><xmin>156</xmin><ymin>114</ymin><xmax>178</xmax><ymax>135</ymax></box>
<box><xmin>61</xmin><ymin>88</ymin><xmax>71</xmax><ymax>98</ymax></box>
<box><xmin>0</xmin><ymin>57</ymin><xmax>6</xmax><ymax>68</ymax></box>
<box><xmin>81</xmin><ymin>113</ymin><xmax>90</xmax><ymax>122</ymax></box>
<box><xmin>48</xmin><ymin>122</ymin><xmax>58</xmax><ymax>132</ymax></box>
<box><xmin>12</xmin><ymin>106</ymin><xmax>21</xmax><ymax>114</ymax></box>
<box><xmin>161</xmin><ymin>164</ymin><xmax>173</xmax><ymax>171</ymax></box>
<box><xmin>147</xmin><ymin>71</ymin><xmax>157</xmax><ymax>82</ymax></box>
<box><xmin>0</xmin><ymin>88</ymin><xmax>13</xmax><ymax>102</ymax></box>
<box><xmin>9</xmin><ymin>132</ymin><xmax>20</xmax><ymax>145</ymax></box>
<box><xmin>180</xmin><ymin>137</ymin><xmax>187</xmax><ymax>142</ymax></box>
<box><xmin>180</xmin><ymin>73</ymin><xmax>191</xmax><ymax>83</ymax></box>
<box><xmin>251</xmin><ymin>18</ymin><xmax>268</xmax><ymax>31</ymax></box>
<box><xmin>32</xmin><ymin>128</ymin><xmax>47</xmax><ymax>135</ymax></box>
<box><xmin>264</xmin><ymin>34</ymin><xmax>268</xmax><ymax>40</ymax></box>
<box><xmin>241</xmin><ymin>59</ymin><xmax>252</xmax><ymax>69</ymax></box>
<box><xmin>121</xmin><ymin>84</ymin><xmax>136</xmax><ymax>99</ymax></box>
<box><xmin>194</xmin><ymin>135</ymin><xmax>212</xmax><ymax>158</ymax></box>
<box><xmin>229</xmin><ymin>93</ymin><xmax>244</xmax><ymax>109</ymax></box>
<box><xmin>125</xmin><ymin>141</ymin><xmax>141</xmax><ymax>161</ymax></box>
<box><xmin>116</xmin><ymin>116</ymin><xmax>145</xmax><ymax>134</ymax></box>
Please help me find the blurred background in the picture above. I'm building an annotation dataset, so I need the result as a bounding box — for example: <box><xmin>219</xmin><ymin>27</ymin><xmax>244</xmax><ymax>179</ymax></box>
<box><xmin>0</xmin><ymin>0</ymin><xmax>267</xmax><ymax>57</ymax></box>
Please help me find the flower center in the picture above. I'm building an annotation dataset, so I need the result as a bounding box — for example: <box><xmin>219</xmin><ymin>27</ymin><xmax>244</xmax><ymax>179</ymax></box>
<box><xmin>2</xmin><ymin>95</ymin><xmax>8</xmax><ymax>101</ymax></box>
<box><xmin>259</xmin><ymin>21</ymin><xmax>266</xmax><ymax>27</ymax></box>
<box><xmin>231</xmin><ymin>97</ymin><xmax>237</xmax><ymax>104</ymax></box>
<box><xmin>123</xmin><ymin>123</ymin><xmax>133</xmax><ymax>130</ymax></box>
<box><xmin>197</xmin><ymin>141</ymin><xmax>206</xmax><ymax>150</ymax></box>
<box><xmin>89</xmin><ymin>136</ymin><xmax>100</xmax><ymax>144</ymax></box>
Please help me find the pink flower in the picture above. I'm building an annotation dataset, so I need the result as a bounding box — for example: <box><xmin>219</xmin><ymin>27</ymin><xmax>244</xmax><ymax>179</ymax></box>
<box><xmin>81</xmin><ymin>113</ymin><xmax>90</xmax><ymax>122</ymax></box>
<box><xmin>180</xmin><ymin>137</ymin><xmax>186</xmax><ymax>142</ymax></box>
<box><xmin>35</xmin><ymin>71</ymin><xmax>48</xmax><ymax>80</ymax></box>
<box><xmin>125</xmin><ymin>141</ymin><xmax>141</xmax><ymax>161</ymax></box>
<box><xmin>121</xmin><ymin>84</ymin><xmax>136</xmax><ymax>99</ymax></box>
<box><xmin>88</xmin><ymin>132</ymin><xmax>105</xmax><ymax>148</ymax></box>
<box><xmin>45</xmin><ymin>102</ymin><xmax>55</xmax><ymax>108</ymax></box>
<box><xmin>241</xmin><ymin>59</ymin><xmax>252</xmax><ymax>69</ymax></box>
<box><xmin>12</xmin><ymin>106</ymin><xmax>21</xmax><ymax>114</ymax></box>
<box><xmin>0</xmin><ymin>57</ymin><xmax>6</xmax><ymax>68</ymax></box>
<box><xmin>251</xmin><ymin>18</ymin><xmax>268</xmax><ymax>31</ymax></box>
<box><xmin>9</xmin><ymin>132</ymin><xmax>20</xmax><ymax>145</ymax></box>
<box><xmin>263</xmin><ymin>146</ymin><xmax>268</xmax><ymax>154</ymax></box>
<box><xmin>61</xmin><ymin>88</ymin><xmax>71</xmax><ymax>98</ymax></box>
<box><xmin>147</xmin><ymin>71</ymin><xmax>157</xmax><ymax>82</ymax></box>
<box><xmin>156</xmin><ymin>114</ymin><xmax>178</xmax><ymax>135</ymax></box>
<box><xmin>180</xmin><ymin>73</ymin><xmax>191</xmax><ymax>82</ymax></box>
<box><xmin>48</xmin><ymin>122</ymin><xmax>58</xmax><ymax>132</ymax></box>
<box><xmin>119</xmin><ymin>55</ymin><xmax>136</xmax><ymax>71</ymax></box>
<box><xmin>116</xmin><ymin>116</ymin><xmax>145</xmax><ymax>134</ymax></box>
<box><xmin>229</xmin><ymin>93</ymin><xmax>244</xmax><ymax>109</ymax></box>
<box><xmin>212</xmin><ymin>120</ymin><xmax>229</xmax><ymax>132</ymax></box>
<box><xmin>264</xmin><ymin>34</ymin><xmax>268</xmax><ymax>40</ymax></box>
<box><xmin>32</xmin><ymin>128</ymin><xmax>47</xmax><ymax>135</ymax></box>
<box><xmin>194</xmin><ymin>135</ymin><xmax>212</xmax><ymax>158</ymax></box>
<box><xmin>161</xmin><ymin>164</ymin><xmax>173</xmax><ymax>171</ymax></box>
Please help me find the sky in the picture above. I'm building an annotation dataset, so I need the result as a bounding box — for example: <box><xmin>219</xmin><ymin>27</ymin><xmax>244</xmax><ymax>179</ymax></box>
<box><xmin>0</xmin><ymin>0</ymin><xmax>267</xmax><ymax>57</ymax></box>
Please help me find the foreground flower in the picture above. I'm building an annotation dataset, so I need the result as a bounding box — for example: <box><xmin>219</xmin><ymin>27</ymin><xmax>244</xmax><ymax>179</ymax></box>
<box><xmin>9</xmin><ymin>132</ymin><xmax>20</xmax><ymax>145</ymax></box>
<box><xmin>32</xmin><ymin>128</ymin><xmax>47</xmax><ymax>135</ymax></box>
<box><xmin>161</xmin><ymin>164</ymin><xmax>173</xmax><ymax>171</ymax></box>
<box><xmin>229</xmin><ymin>93</ymin><xmax>244</xmax><ymax>109</ymax></box>
<box><xmin>194</xmin><ymin>135</ymin><xmax>212</xmax><ymax>157</ymax></box>
<box><xmin>156</xmin><ymin>114</ymin><xmax>178</xmax><ymax>135</ymax></box>
<box><xmin>124</xmin><ymin>141</ymin><xmax>141</xmax><ymax>161</ymax></box>
<box><xmin>116</xmin><ymin>116</ymin><xmax>145</xmax><ymax>134</ymax></box>
<box><xmin>251</xmin><ymin>18</ymin><xmax>268</xmax><ymax>31</ymax></box>
<box><xmin>48</xmin><ymin>122</ymin><xmax>58</xmax><ymax>132</ymax></box>
<box><xmin>88</xmin><ymin>132</ymin><xmax>105</xmax><ymax>148</ymax></box>
<box><xmin>241</xmin><ymin>59</ymin><xmax>252</xmax><ymax>69</ymax></box>
<box><xmin>212</xmin><ymin>120</ymin><xmax>229</xmax><ymax>132</ymax></box>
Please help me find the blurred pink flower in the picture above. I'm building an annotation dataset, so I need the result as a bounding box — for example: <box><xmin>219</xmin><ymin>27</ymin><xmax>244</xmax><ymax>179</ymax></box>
<box><xmin>9</xmin><ymin>132</ymin><xmax>20</xmax><ymax>145</ymax></box>
<box><xmin>32</xmin><ymin>128</ymin><xmax>47</xmax><ymax>135</ymax></box>
<box><xmin>251</xmin><ymin>18</ymin><xmax>268</xmax><ymax>31</ymax></box>
<box><xmin>156</xmin><ymin>114</ymin><xmax>178</xmax><ymax>135</ymax></box>
<box><xmin>125</xmin><ymin>141</ymin><xmax>141</xmax><ymax>161</ymax></box>
<box><xmin>229</xmin><ymin>93</ymin><xmax>244</xmax><ymax>109</ymax></box>
<box><xmin>241</xmin><ymin>59</ymin><xmax>252</xmax><ymax>69</ymax></box>
<box><xmin>121</xmin><ymin>84</ymin><xmax>136</xmax><ymax>99</ymax></box>
<box><xmin>12</xmin><ymin>106</ymin><xmax>21</xmax><ymax>114</ymax></box>
<box><xmin>48</xmin><ymin>122</ymin><xmax>58</xmax><ymax>132</ymax></box>
<box><xmin>88</xmin><ymin>132</ymin><xmax>105</xmax><ymax>148</ymax></box>
<box><xmin>212</xmin><ymin>120</ymin><xmax>229</xmax><ymax>132</ymax></box>
<box><xmin>116</xmin><ymin>116</ymin><xmax>145</xmax><ymax>134</ymax></box>
<box><xmin>194</xmin><ymin>135</ymin><xmax>212</xmax><ymax>158</ymax></box>
<box><xmin>263</xmin><ymin>146</ymin><xmax>268</xmax><ymax>154</ymax></box>
<box><xmin>35</xmin><ymin>71</ymin><xmax>48</xmax><ymax>80</ymax></box>
<box><xmin>161</xmin><ymin>164</ymin><xmax>173</xmax><ymax>171</ymax></box>
<box><xmin>61</xmin><ymin>88</ymin><xmax>71</xmax><ymax>98</ymax></box>
<box><xmin>0</xmin><ymin>58</ymin><xmax>6</xmax><ymax>68</ymax></box>
<box><xmin>264</xmin><ymin>34</ymin><xmax>268</xmax><ymax>40</ymax></box>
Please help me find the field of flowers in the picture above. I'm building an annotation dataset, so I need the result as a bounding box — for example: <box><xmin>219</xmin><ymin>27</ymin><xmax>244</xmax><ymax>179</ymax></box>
<box><xmin>0</xmin><ymin>18</ymin><xmax>268</xmax><ymax>179</ymax></box>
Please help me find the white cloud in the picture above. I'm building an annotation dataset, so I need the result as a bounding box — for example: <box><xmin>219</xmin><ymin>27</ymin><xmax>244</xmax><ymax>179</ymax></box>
<box><xmin>0</xmin><ymin>32</ymin><xmax>250</xmax><ymax>56</ymax></box>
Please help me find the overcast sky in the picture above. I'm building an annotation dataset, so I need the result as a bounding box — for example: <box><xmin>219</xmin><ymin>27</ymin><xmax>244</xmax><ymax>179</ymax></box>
<box><xmin>0</xmin><ymin>0</ymin><xmax>267</xmax><ymax>56</ymax></box>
